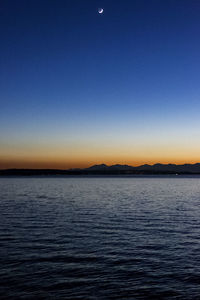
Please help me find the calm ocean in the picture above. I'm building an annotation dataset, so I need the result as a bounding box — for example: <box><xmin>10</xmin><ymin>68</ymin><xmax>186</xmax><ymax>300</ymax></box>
<box><xmin>0</xmin><ymin>176</ymin><xmax>200</xmax><ymax>299</ymax></box>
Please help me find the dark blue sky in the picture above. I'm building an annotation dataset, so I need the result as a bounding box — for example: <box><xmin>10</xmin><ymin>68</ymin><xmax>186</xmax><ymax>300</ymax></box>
<box><xmin>1</xmin><ymin>0</ymin><xmax>200</xmax><ymax>168</ymax></box>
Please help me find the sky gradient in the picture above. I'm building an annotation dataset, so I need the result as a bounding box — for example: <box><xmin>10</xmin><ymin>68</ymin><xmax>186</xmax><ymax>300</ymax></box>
<box><xmin>1</xmin><ymin>0</ymin><xmax>200</xmax><ymax>169</ymax></box>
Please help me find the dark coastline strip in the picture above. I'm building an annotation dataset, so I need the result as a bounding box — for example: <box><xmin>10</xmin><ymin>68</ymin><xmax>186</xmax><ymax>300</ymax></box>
<box><xmin>1</xmin><ymin>168</ymin><xmax>200</xmax><ymax>176</ymax></box>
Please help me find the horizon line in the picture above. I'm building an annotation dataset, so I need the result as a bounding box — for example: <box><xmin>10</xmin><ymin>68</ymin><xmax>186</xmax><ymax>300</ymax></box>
<box><xmin>1</xmin><ymin>161</ymin><xmax>200</xmax><ymax>171</ymax></box>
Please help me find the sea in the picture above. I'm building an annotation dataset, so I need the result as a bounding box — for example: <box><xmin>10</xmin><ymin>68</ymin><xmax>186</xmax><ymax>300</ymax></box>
<box><xmin>0</xmin><ymin>176</ymin><xmax>200</xmax><ymax>299</ymax></box>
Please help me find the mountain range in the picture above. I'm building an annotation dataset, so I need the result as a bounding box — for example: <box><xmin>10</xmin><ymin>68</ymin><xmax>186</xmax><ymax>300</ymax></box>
<box><xmin>78</xmin><ymin>163</ymin><xmax>200</xmax><ymax>174</ymax></box>
<box><xmin>1</xmin><ymin>163</ymin><xmax>200</xmax><ymax>176</ymax></box>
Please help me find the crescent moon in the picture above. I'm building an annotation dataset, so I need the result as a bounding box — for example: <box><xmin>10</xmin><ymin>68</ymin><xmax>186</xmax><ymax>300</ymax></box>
<box><xmin>98</xmin><ymin>8</ymin><xmax>104</xmax><ymax>14</ymax></box>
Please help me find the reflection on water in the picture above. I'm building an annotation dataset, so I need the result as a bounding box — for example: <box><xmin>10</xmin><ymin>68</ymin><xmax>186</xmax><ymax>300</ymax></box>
<box><xmin>0</xmin><ymin>176</ymin><xmax>200</xmax><ymax>299</ymax></box>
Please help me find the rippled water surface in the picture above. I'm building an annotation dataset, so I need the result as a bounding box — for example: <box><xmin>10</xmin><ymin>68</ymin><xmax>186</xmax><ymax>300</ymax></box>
<box><xmin>1</xmin><ymin>176</ymin><xmax>200</xmax><ymax>299</ymax></box>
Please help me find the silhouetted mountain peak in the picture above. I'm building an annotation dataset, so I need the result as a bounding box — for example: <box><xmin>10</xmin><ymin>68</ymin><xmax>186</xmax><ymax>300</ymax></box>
<box><xmin>85</xmin><ymin>163</ymin><xmax>134</xmax><ymax>172</ymax></box>
<box><xmin>85</xmin><ymin>164</ymin><xmax>108</xmax><ymax>171</ymax></box>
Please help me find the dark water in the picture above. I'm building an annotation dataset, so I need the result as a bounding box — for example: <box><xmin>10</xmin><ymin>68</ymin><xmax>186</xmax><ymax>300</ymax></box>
<box><xmin>1</xmin><ymin>176</ymin><xmax>200</xmax><ymax>299</ymax></box>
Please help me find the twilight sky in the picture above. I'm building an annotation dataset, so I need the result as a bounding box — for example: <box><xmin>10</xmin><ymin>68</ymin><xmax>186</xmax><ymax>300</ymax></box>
<box><xmin>1</xmin><ymin>0</ymin><xmax>200</xmax><ymax>169</ymax></box>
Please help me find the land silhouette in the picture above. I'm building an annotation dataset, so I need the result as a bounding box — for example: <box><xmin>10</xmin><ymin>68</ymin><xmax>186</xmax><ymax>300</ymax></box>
<box><xmin>1</xmin><ymin>163</ymin><xmax>200</xmax><ymax>176</ymax></box>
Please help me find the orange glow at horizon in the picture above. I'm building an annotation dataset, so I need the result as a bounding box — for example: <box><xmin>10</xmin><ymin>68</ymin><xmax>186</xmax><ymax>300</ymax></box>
<box><xmin>1</xmin><ymin>155</ymin><xmax>200</xmax><ymax>170</ymax></box>
<box><xmin>1</xmin><ymin>139</ymin><xmax>200</xmax><ymax>169</ymax></box>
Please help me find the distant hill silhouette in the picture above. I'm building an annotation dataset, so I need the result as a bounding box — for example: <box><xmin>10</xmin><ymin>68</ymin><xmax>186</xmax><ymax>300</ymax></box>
<box><xmin>82</xmin><ymin>163</ymin><xmax>200</xmax><ymax>174</ymax></box>
<box><xmin>1</xmin><ymin>163</ymin><xmax>200</xmax><ymax>176</ymax></box>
